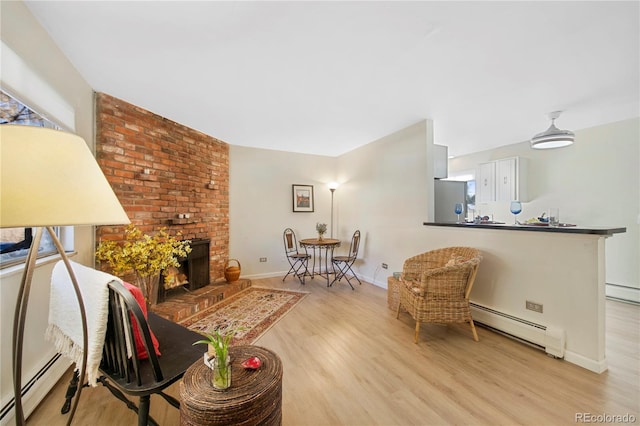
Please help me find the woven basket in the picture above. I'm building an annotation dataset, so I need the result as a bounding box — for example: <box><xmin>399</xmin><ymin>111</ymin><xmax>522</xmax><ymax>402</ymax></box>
<box><xmin>224</xmin><ymin>259</ymin><xmax>241</xmax><ymax>282</ymax></box>
<box><xmin>180</xmin><ymin>345</ymin><xmax>282</xmax><ymax>426</ymax></box>
<box><xmin>387</xmin><ymin>276</ymin><xmax>401</xmax><ymax>311</ymax></box>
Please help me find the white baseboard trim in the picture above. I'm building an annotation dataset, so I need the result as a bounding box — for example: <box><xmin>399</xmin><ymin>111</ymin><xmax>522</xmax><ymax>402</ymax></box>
<box><xmin>241</xmin><ymin>271</ymin><xmax>288</xmax><ymax>280</ymax></box>
<box><xmin>242</xmin><ymin>270</ymin><xmax>388</xmax><ymax>289</ymax></box>
<box><xmin>564</xmin><ymin>350</ymin><xmax>608</xmax><ymax>374</ymax></box>
<box><xmin>361</xmin><ymin>274</ymin><xmax>385</xmax><ymax>289</ymax></box>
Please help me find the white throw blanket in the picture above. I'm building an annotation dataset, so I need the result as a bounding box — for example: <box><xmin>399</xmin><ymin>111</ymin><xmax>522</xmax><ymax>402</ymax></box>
<box><xmin>45</xmin><ymin>260</ymin><xmax>121</xmax><ymax>386</ymax></box>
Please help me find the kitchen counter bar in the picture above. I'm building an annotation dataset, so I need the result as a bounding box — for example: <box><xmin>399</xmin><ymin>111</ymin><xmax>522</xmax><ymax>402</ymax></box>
<box><xmin>424</xmin><ymin>221</ymin><xmax>626</xmax><ymax>236</ymax></box>
<box><xmin>421</xmin><ymin>221</ymin><xmax>627</xmax><ymax>373</ymax></box>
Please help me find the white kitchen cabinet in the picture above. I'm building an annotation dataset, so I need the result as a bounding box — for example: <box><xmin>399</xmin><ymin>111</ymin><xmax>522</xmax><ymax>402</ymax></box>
<box><xmin>477</xmin><ymin>156</ymin><xmax>528</xmax><ymax>202</ymax></box>
<box><xmin>433</xmin><ymin>144</ymin><xmax>448</xmax><ymax>179</ymax></box>
<box><xmin>477</xmin><ymin>161</ymin><xmax>495</xmax><ymax>203</ymax></box>
<box><xmin>500</xmin><ymin>156</ymin><xmax>528</xmax><ymax>202</ymax></box>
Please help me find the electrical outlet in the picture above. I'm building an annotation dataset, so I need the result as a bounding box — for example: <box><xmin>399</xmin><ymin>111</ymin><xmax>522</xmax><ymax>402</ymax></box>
<box><xmin>381</xmin><ymin>263</ymin><xmax>388</xmax><ymax>269</ymax></box>
<box><xmin>526</xmin><ymin>300</ymin><xmax>543</xmax><ymax>313</ymax></box>
<box><xmin>259</xmin><ymin>257</ymin><xmax>267</xmax><ymax>262</ymax></box>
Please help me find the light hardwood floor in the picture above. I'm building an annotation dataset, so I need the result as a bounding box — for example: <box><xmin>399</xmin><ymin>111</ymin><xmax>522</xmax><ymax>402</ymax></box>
<box><xmin>28</xmin><ymin>276</ymin><xmax>640</xmax><ymax>425</ymax></box>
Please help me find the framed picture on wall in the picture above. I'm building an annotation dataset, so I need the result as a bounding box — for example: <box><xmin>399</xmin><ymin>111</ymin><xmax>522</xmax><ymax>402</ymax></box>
<box><xmin>292</xmin><ymin>184</ymin><xmax>314</xmax><ymax>212</ymax></box>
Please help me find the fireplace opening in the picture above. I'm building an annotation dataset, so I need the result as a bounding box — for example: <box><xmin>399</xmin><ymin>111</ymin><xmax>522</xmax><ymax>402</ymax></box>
<box><xmin>158</xmin><ymin>238</ymin><xmax>210</xmax><ymax>303</ymax></box>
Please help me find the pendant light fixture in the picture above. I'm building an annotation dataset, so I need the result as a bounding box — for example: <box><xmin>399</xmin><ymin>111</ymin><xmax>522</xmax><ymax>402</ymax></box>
<box><xmin>530</xmin><ymin>111</ymin><xmax>574</xmax><ymax>149</ymax></box>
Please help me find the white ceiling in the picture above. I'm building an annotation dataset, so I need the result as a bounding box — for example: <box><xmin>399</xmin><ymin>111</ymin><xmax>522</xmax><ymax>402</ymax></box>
<box><xmin>24</xmin><ymin>1</ymin><xmax>639</xmax><ymax>157</ymax></box>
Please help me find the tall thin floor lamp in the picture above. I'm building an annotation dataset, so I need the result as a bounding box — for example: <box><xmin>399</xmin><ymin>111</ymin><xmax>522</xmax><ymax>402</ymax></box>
<box><xmin>0</xmin><ymin>125</ymin><xmax>130</xmax><ymax>425</ymax></box>
<box><xmin>328</xmin><ymin>182</ymin><xmax>339</xmax><ymax>238</ymax></box>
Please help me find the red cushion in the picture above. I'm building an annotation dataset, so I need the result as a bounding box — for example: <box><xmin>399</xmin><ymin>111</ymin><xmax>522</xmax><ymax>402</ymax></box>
<box><xmin>123</xmin><ymin>282</ymin><xmax>161</xmax><ymax>360</ymax></box>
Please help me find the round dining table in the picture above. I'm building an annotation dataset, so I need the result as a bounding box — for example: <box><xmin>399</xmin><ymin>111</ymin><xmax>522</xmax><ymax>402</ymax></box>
<box><xmin>299</xmin><ymin>238</ymin><xmax>340</xmax><ymax>286</ymax></box>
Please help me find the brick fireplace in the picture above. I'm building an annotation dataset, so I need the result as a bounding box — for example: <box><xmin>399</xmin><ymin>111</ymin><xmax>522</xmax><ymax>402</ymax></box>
<box><xmin>95</xmin><ymin>93</ymin><xmax>229</xmax><ymax>285</ymax></box>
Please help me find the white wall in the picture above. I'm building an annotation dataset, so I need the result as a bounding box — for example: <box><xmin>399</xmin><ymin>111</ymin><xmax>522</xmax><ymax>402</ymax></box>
<box><xmin>1</xmin><ymin>1</ymin><xmax>95</xmax><ymax>423</ymax></box>
<box><xmin>229</xmin><ymin>119</ymin><xmax>437</xmax><ymax>286</ymax></box>
<box><xmin>228</xmin><ymin>146</ymin><xmax>337</xmax><ymax>278</ymax></box>
<box><xmin>335</xmin><ymin>120</ymin><xmax>436</xmax><ymax>284</ymax></box>
<box><xmin>449</xmin><ymin>117</ymin><xmax>640</xmax><ymax>298</ymax></box>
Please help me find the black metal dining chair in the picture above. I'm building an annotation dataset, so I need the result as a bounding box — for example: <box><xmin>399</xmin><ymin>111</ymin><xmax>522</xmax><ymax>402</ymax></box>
<box><xmin>331</xmin><ymin>229</ymin><xmax>362</xmax><ymax>290</ymax></box>
<box><xmin>283</xmin><ymin>228</ymin><xmax>310</xmax><ymax>284</ymax></box>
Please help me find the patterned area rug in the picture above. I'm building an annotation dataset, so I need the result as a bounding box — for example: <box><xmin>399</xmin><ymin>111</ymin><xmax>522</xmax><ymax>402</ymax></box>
<box><xmin>180</xmin><ymin>287</ymin><xmax>308</xmax><ymax>345</ymax></box>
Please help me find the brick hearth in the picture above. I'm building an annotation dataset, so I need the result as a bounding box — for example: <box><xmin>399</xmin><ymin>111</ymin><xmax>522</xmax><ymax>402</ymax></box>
<box><xmin>151</xmin><ymin>279</ymin><xmax>252</xmax><ymax>323</ymax></box>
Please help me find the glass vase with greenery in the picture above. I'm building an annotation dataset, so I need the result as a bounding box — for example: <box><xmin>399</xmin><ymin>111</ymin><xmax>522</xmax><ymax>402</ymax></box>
<box><xmin>193</xmin><ymin>328</ymin><xmax>236</xmax><ymax>390</ymax></box>
<box><xmin>316</xmin><ymin>222</ymin><xmax>327</xmax><ymax>241</ymax></box>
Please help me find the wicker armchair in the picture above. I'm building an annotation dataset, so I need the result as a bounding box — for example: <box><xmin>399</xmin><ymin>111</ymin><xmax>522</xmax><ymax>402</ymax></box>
<box><xmin>396</xmin><ymin>247</ymin><xmax>482</xmax><ymax>343</ymax></box>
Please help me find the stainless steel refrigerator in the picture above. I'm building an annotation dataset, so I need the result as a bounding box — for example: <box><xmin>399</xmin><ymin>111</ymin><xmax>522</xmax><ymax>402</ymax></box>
<box><xmin>434</xmin><ymin>180</ymin><xmax>467</xmax><ymax>222</ymax></box>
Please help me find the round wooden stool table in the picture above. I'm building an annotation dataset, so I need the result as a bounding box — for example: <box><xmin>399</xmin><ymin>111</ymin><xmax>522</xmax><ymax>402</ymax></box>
<box><xmin>179</xmin><ymin>345</ymin><xmax>283</xmax><ymax>426</ymax></box>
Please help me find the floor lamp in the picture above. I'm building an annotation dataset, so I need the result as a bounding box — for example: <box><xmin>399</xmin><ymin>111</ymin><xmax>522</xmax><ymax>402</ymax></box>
<box><xmin>0</xmin><ymin>126</ymin><xmax>130</xmax><ymax>425</ymax></box>
<box><xmin>328</xmin><ymin>182</ymin><xmax>339</xmax><ymax>238</ymax></box>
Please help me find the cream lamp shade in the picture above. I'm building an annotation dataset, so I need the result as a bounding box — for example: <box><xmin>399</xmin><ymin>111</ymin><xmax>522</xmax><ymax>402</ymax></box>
<box><xmin>0</xmin><ymin>125</ymin><xmax>130</xmax><ymax>228</ymax></box>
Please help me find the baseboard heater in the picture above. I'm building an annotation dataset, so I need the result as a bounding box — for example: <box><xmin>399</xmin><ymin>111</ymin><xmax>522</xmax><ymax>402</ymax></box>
<box><xmin>470</xmin><ymin>302</ymin><xmax>566</xmax><ymax>358</ymax></box>
<box><xmin>0</xmin><ymin>353</ymin><xmax>63</xmax><ymax>423</ymax></box>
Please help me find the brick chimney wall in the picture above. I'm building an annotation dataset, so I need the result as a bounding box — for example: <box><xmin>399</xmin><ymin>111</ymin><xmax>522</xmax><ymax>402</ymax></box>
<box><xmin>95</xmin><ymin>92</ymin><xmax>229</xmax><ymax>283</ymax></box>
